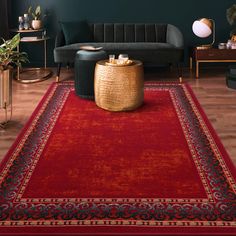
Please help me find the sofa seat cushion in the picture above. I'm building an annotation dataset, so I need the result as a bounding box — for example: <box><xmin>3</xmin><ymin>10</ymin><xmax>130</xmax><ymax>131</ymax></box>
<box><xmin>54</xmin><ymin>42</ymin><xmax>181</xmax><ymax>63</ymax></box>
<box><xmin>58</xmin><ymin>42</ymin><xmax>176</xmax><ymax>51</ymax></box>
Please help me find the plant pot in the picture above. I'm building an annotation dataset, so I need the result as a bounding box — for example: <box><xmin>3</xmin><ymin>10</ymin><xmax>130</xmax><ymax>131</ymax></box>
<box><xmin>0</xmin><ymin>69</ymin><xmax>12</xmax><ymax>109</ymax></box>
<box><xmin>32</xmin><ymin>20</ymin><xmax>43</xmax><ymax>30</ymax></box>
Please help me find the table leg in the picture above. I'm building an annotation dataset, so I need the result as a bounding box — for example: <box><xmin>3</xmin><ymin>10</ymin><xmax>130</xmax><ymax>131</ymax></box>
<box><xmin>190</xmin><ymin>57</ymin><xmax>193</xmax><ymax>70</ymax></box>
<box><xmin>17</xmin><ymin>45</ymin><xmax>20</xmax><ymax>81</ymax></box>
<box><xmin>44</xmin><ymin>39</ymin><xmax>47</xmax><ymax>69</ymax></box>
<box><xmin>196</xmin><ymin>61</ymin><xmax>199</xmax><ymax>79</ymax></box>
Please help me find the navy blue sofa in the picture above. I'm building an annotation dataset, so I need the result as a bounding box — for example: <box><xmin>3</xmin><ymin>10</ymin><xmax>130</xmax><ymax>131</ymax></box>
<box><xmin>54</xmin><ymin>23</ymin><xmax>184</xmax><ymax>81</ymax></box>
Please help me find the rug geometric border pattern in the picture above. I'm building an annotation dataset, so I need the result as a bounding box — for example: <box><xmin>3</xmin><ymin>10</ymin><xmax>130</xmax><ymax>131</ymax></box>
<box><xmin>0</xmin><ymin>82</ymin><xmax>235</xmax><ymax>234</ymax></box>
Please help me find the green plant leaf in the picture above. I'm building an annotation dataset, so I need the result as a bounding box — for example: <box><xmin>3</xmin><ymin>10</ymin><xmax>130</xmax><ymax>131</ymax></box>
<box><xmin>28</xmin><ymin>6</ymin><xmax>32</xmax><ymax>15</ymax></box>
<box><xmin>0</xmin><ymin>47</ymin><xmax>5</xmax><ymax>53</ymax></box>
<box><xmin>0</xmin><ymin>34</ymin><xmax>28</xmax><ymax>69</ymax></box>
<box><xmin>9</xmin><ymin>34</ymin><xmax>20</xmax><ymax>50</ymax></box>
<box><xmin>227</xmin><ymin>4</ymin><xmax>236</xmax><ymax>25</ymax></box>
<box><xmin>28</xmin><ymin>5</ymin><xmax>41</xmax><ymax>20</ymax></box>
<box><xmin>35</xmin><ymin>6</ymin><xmax>41</xmax><ymax>15</ymax></box>
<box><xmin>0</xmin><ymin>38</ymin><xmax>7</xmax><ymax>48</ymax></box>
<box><xmin>35</xmin><ymin>5</ymin><xmax>41</xmax><ymax>19</ymax></box>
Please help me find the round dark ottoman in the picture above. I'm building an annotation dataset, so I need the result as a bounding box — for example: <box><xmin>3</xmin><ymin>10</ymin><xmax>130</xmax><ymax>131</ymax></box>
<box><xmin>75</xmin><ymin>50</ymin><xmax>107</xmax><ymax>99</ymax></box>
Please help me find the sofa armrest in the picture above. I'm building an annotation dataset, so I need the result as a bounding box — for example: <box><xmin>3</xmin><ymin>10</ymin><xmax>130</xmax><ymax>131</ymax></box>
<box><xmin>55</xmin><ymin>30</ymin><xmax>65</xmax><ymax>48</ymax></box>
<box><xmin>166</xmin><ymin>24</ymin><xmax>184</xmax><ymax>48</ymax></box>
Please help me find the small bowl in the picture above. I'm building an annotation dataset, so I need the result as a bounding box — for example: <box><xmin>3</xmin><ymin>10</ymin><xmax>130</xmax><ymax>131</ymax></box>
<box><xmin>218</xmin><ymin>43</ymin><xmax>227</xmax><ymax>49</ymax></box>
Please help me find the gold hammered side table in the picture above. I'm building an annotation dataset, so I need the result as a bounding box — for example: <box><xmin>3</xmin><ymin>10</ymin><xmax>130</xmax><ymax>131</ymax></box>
<box><xmin>94</xmin><ymin>60</ymin><xmax>144</xmax><ymax>112</ymax></box>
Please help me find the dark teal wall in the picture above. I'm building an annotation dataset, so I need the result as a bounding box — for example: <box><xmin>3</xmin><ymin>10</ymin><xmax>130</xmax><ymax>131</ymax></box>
<box><xmin>11</xmin><ymin>0</ymin><xmax>235</xmax><ymax>66</ymax></box>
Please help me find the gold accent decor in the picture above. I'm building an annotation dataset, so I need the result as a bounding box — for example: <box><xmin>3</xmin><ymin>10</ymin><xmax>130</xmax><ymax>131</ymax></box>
<box><xmin>11</xmin><ymin>29</ymin><xmax>53</xmax><ymax>83</ymax></box>
<box><xmin>16</xmin><ymin>68</ymin><xmax>52</xmax><ymax>83</ymax></box>
<box><xmin>10</xmin><ymin>29</ymin><xmax>45</xmax><ymax>33</ymax></box>
<box><xmin>94</xmin><ymin>60</ymin><xmax>144</xmax><ymax>112</ymax></box>
<box><xmin>0</xmin><ymin>70</ymin><xmax>11</xmax><ymax>108</ymax></box>
<box><xmin>231</xmin><ymin>35</ymin><xmax>236</xmax><ymax>42</ymax></box>
<box><xmin>199</xmin><ymin>18</ymin><xmax>213</xmax><ymax>29</ymax></box>
<box><xmin>196</xmin><ymin>59</ymin><xmax>236</xmax><ymax>78</ymax></box>
<box><xmin>105</xmin><ymin>59</ymin><xmax>133</xmax><ymax>66</ymax></box>
<box><xmin>0</xmin><ymin>69</ymin><xmax>12</xmax><ymax>128</ymax></box>
<box><xmin>196</xmin><ymin>45</ymin><xmax>213</xmax><ymax>50</ymax></box>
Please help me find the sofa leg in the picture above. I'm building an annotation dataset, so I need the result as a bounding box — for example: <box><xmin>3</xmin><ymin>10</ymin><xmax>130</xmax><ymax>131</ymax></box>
<box><xmin>177</xmin><ymin>63</ymin><xmax>183</xmax><ymax>83</ymax></box>
<box><xmin>56</xmin><ymin>63</ymin><xmax>62</xmax><ymax>82</ymax></box>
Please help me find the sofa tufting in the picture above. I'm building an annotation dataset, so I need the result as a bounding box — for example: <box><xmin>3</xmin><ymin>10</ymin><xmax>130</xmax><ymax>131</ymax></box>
<box><xmin>54</xmin><ymin>22</ymin><xmax>184</xmax><ymax>82</ymax></box>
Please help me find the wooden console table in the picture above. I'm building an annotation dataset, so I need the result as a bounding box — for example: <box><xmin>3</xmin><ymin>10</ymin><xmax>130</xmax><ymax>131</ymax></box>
<box><xmin>190</xmin><ymin>48</ymin><xmax>236</xmax><ymax>78</ymax></box>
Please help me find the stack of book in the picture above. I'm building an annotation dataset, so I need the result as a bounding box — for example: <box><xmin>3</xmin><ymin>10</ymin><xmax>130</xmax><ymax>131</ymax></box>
<box><xmin>226</xmin><ymin>66</ymin><xmax>236</xmax><ymax>89</ymax></box>
<box><xmin>20</xmin><ymin>37</ymin><xmax>39</xmax><ymax>42</ymax></box>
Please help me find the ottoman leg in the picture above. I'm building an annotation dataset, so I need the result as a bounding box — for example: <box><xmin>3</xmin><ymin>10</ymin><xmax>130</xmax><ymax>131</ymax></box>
<box><xmin>56</xmin><ymin>63</ymin><xmax>62</xmax><ymax>82</ymax></box>
<box><xmin>177</xmin><ymin>62</ymin><xmax>183</xmax><ymax>83</ymax></box>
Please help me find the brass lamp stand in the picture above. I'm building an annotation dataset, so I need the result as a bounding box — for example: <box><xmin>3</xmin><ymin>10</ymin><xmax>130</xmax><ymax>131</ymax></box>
<box><xmin>0</xmin><ymin>70</ymin><xmax>13</xmax><ymax>128</ymax></box>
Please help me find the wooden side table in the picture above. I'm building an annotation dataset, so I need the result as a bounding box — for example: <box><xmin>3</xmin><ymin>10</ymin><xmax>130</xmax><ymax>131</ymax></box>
<box><xmin>190</xmin><ymin>48</ymin><xmax>236</xmax><ymax>78</ymax></box>
<box><xmin>11</xmin><ymin>29</ymin><xmax>52</xmax><ymax>83</ymax></box>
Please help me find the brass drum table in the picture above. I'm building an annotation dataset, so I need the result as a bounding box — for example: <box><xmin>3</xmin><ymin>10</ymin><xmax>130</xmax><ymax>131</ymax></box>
<box><xmin>94</xmin><ymin>60</ymin><xmax>144</xmax><ymax>112</ymax></box>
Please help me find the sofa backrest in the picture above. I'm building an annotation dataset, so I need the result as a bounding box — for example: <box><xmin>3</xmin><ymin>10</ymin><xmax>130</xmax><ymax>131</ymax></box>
<box><xmin>89</xmin><ymin>23</ymin><xmax>167</xmax><ymax>43</ymax></box>
<box><xmin>55</xmin><ymin>22</ymin><xmax>184</xmax><ymax>48</ymax></box>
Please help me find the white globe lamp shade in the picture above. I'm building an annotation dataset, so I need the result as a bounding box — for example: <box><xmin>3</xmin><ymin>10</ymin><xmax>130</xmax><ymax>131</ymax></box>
<box><xmin>192</xmin><ymin>20</ymin><xmax>212</xmax><ymax>38</ymax></box>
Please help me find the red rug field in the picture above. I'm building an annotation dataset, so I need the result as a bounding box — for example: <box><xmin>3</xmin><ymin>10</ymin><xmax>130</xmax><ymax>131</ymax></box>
<box><xmin>0</xmin><ymin>82</ymin><xmax>235</xmax><ymax>235</ymax></box>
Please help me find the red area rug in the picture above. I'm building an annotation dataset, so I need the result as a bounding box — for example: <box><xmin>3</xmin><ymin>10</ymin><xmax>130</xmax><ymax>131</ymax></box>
<box><xmin>0</xmin><ymin>82</ymin><xmax>235</xmax><ymax>236</ymax></box>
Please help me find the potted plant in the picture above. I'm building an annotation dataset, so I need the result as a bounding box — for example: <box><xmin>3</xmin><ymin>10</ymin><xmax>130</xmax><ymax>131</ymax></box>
<box><xmin>28</xmin><ymin>5</ymin><xmax>42</xmax><ymax>30</ymax></box>
<box><xmin>0</xmin><ymin>34</ymin><xmax>28</xmax><ymax>111</ymax></box>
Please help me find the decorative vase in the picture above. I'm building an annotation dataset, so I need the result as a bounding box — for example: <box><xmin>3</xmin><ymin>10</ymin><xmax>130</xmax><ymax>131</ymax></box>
<box><xmin>32</xmin><ymin>20</ymin><xmax>43</xmax><ymax>30</ymax></box>
<box><xmin>0</xmin><ymin>69</ymin><xmax>12</xmax><ymax>109</ymax></box>
<box><xmin>18</xmin><ymin>16</ymin><xmax>24</xmax><ymax>30</ymax></box>
<box><xmin>23</xmin><ymin>14</ymin><xmax>30</xmax><ymax>30</ymax></box>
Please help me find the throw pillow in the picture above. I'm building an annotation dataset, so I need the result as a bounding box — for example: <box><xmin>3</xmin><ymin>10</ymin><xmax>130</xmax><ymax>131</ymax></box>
<box><xmin>60</xmin><ymin>21</ymin><xmax>93</xmax><ymax>45</ymax></box>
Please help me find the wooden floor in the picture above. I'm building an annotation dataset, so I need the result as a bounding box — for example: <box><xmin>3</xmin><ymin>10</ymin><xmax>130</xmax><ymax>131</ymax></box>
<box><xmin>0</xmin><ymin>67</ymin><xmax>236</xmax><ymax>166</ymax></box>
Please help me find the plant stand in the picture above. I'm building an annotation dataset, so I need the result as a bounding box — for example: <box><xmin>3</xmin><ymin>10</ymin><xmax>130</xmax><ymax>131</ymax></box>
<box><xmin>0</xmin><ymin>103</ymin><xmax>12</xmax><ymax>129</ymax></box>
<box><xmin>0</xmin><ymin>70</ymin><xmax>13</xmax><ymax>129</ymax></box>
<box><xmin>11</xmin><ymin>29</ymin><xmax>52</xmax><ymax>83</ymax></box>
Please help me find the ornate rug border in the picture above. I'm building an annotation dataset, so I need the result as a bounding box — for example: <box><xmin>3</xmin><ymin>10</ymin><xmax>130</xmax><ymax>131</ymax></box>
<box><xmin>0</xmin><ymin>82</ymin><xmax>235</xmax><ymax>234</ymax></box>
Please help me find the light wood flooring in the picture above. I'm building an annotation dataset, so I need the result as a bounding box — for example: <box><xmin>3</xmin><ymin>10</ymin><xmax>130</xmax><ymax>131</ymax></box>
<box><xmin>0</xmin><ymin>67</ymin><xmax>236</xmax><ymax>166</ymax></box>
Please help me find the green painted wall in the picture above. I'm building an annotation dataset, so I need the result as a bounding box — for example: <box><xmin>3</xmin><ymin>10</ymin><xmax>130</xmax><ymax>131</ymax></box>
<box><xmin>11</xmin><ymin>0</ymin><xmax>235</xmax><ymax>66</ymax></box>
